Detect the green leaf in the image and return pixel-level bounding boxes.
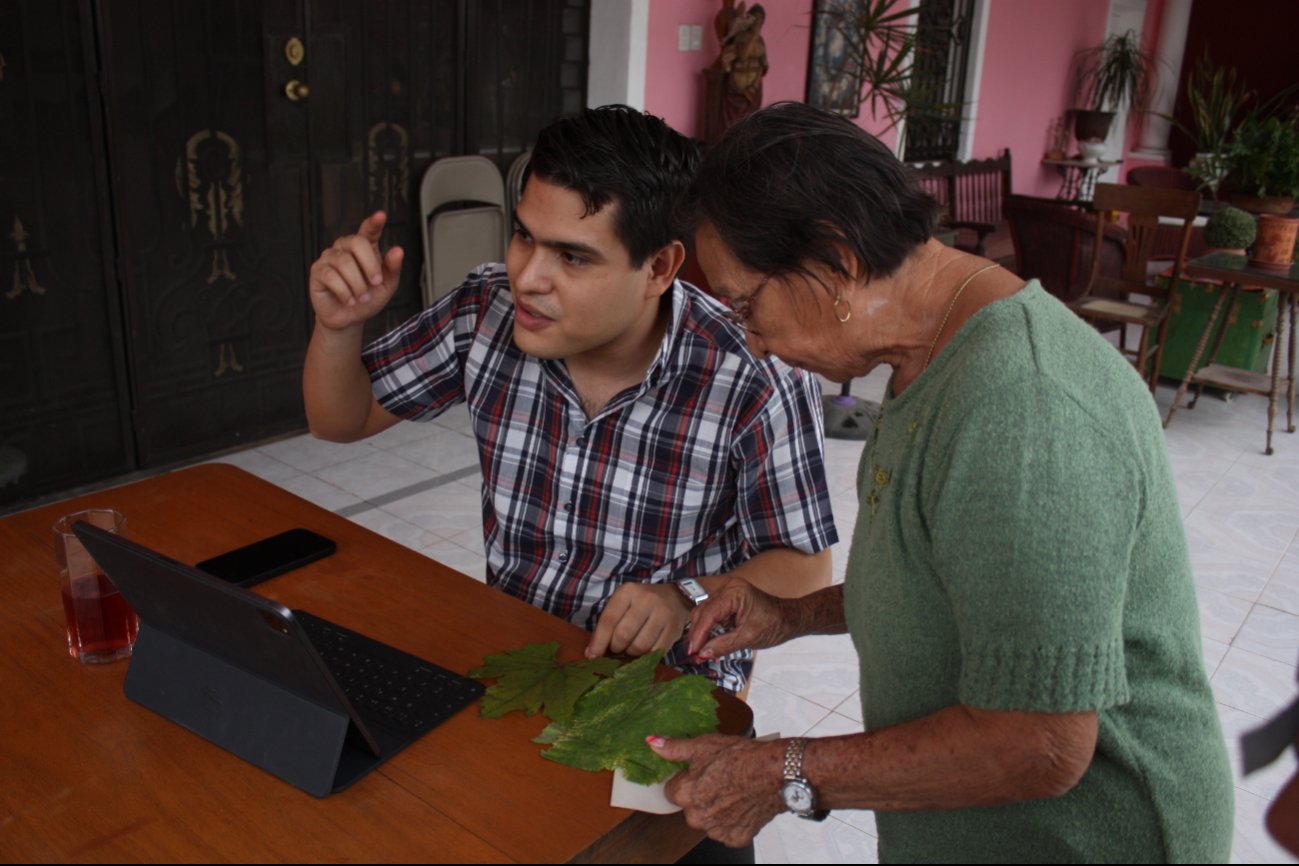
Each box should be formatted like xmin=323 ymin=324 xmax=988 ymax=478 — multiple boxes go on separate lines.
xmin=468 ymin=641 xmax=621 ymax=724
xmin=536 ymin=651 xmax=720 ymax=785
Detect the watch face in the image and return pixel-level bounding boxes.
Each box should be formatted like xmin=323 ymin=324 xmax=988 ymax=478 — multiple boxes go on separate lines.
xmin=678 ymin=578 xmax=708 ymax=605
xmin=781 ymin=780 xmax=815 ymax=813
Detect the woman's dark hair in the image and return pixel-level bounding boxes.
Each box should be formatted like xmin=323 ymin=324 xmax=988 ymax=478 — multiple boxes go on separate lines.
xmin=682 ymin=101 xmax=940 ymax=287
xmin=526 ymin=105 xmax=701 ymax=268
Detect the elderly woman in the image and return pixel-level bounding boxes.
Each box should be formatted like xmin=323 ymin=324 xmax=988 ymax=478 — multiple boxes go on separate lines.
xmin=647 ymin=102 xmax=1233 ymax=862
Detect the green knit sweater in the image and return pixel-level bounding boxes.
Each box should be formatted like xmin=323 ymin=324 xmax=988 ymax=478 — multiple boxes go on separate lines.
xmin=842 ymin=281 xmax=1233 ymax=863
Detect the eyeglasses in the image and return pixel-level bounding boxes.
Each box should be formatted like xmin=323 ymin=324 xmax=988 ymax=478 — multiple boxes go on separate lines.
xmin=720 ymin=275 xmax=772 ymax=331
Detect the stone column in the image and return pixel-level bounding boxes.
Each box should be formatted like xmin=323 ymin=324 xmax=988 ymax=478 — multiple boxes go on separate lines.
xmin=1130 ymin=0 xmax=1194 ymax=162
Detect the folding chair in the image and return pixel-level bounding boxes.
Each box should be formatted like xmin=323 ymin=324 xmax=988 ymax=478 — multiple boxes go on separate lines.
xmin=419 ymin=155 xmax=508 ymax=307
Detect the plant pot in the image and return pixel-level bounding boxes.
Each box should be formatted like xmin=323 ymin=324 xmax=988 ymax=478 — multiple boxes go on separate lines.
xmin=1072 ymin=109 xmax=1115 ymax=144
xmin=1078 ymin=140 xmax=1108 ymax=163
xmin=1229 ymin=193 xmax=1296 ymax=215
xmin=1249 ymin=214 xmax=1299 ymax=271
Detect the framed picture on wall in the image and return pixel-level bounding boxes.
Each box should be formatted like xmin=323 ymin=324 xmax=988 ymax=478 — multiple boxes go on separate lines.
xmin=806 ymin=0 xmax=862 ymax=117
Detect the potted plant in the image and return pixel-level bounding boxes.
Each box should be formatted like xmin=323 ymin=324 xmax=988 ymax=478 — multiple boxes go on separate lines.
xmin=1222 ymin=113 xmax=1299 ymax=268
xmin=1202 ymin=205 xmax=1256 ymax=254
xmin=1173 ymin=54 xmax=1251 ymax=197
xmin=1070 ymin=30 xmax=1158 ymax=155
xmin=1224 ymin=114 xmax=1299 ymax=213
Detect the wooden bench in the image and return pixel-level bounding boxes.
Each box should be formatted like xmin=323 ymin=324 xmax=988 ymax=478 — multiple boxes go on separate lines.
xmin=910 ymin=150 xmax=1012 ymax=256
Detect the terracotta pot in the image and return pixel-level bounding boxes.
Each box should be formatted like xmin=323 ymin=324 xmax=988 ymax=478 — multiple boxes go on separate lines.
xmin=1229 ymin=193 xmax=1297 ymax=215
xmin=1250 ymin=214 xmax=1299 ymax=271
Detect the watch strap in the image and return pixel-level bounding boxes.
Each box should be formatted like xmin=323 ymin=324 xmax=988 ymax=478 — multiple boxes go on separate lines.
xmin=783 ymin=737 xmax=809 ymax=782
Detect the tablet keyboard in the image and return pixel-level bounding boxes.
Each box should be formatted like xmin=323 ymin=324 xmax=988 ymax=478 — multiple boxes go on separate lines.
xmin=295 ymin=610 xmax=484 ymax=736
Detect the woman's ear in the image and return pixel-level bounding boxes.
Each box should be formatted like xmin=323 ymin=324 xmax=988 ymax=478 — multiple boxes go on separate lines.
xmin=829 ymin=240 xmax=864 ymax=284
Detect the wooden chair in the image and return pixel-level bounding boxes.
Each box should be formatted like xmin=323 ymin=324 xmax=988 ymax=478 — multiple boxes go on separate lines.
xmin=911 ymin=150 xmax=1012 ymax=256
xmin=1126 ymin=165 xmax=1196 ymax=190
xmin=1127 ymin=166 xmax=1208 ymax=260
xmin=1067 ymin=183 xmax=1202 ymax=392
xmin=1003 ymin=194 xmax=1125 ymax=305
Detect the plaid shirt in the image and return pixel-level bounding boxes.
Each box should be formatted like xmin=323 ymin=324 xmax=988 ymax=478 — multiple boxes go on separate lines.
xmin=363 ymin=264 xmax=837 ymax=691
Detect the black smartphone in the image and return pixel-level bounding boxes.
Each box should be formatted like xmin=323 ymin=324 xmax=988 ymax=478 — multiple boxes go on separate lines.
xmin=195 ymin=528 xmax=336 ymax=588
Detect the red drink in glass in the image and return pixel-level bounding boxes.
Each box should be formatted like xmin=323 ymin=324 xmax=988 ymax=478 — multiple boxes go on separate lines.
xmin=53 ymin=508 xmax=136 ymax=664
xmin=61 ymin=572 xmax=139 ymax=663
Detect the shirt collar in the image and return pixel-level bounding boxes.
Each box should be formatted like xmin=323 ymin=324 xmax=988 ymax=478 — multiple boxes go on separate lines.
xmin=537 ymin=279 xmax=692 ymax=402
xmin=642 ymin=279 xmax=691 ymax=390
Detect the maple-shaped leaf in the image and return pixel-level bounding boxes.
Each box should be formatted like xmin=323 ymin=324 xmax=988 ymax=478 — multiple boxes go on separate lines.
xmin=468 ymin=641 xmax=621 ymax=724
xmin=534 ymin=651 xmax=719 ymax=785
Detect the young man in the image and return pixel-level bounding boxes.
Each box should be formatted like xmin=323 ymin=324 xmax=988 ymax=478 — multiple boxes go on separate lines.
xmin=303 ymin=105 xmax=836 ymax=692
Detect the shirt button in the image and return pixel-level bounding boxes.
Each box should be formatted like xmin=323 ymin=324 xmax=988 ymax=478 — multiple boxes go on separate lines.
xmin=558 ymin=551 xmax=570 ymax=563
xmin=563 ymin=502 xmax=573 ymax=512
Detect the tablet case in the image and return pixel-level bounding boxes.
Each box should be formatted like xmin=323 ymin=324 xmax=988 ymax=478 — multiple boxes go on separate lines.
xmin=74 ymin=522 xmax=478 ymax=797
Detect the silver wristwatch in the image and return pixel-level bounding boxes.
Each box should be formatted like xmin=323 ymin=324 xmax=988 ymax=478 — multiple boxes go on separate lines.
xmin=780 ymin=737 xmax=828 ymax=820
xmin=676 ymin=577 xmax=709 ymax=607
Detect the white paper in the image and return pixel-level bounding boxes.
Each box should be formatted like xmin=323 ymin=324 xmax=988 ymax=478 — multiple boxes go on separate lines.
xmin=610 ymin=766 xmax=681 ymax=814
xmin=609 ymin=731 xmax=782 ymax=814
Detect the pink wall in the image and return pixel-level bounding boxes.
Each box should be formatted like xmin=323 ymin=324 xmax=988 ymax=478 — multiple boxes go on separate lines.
xmin=643 ymin=0 xmax=723 ymax=136
xmin=974 ymin=0 xmax=1110 ymax=197
xmin=644 ymin=1 xmax=898 ymax=149
xmin=643 ymin=1 xmax=1129 ymax=199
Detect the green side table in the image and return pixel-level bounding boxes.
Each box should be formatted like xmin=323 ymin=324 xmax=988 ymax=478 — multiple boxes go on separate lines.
xmin=1156 ymin=275 xmax=1278 ymax=381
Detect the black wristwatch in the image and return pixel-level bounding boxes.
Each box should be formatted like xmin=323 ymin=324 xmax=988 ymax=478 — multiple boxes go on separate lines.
xmin=780 ymin=737 xmax=829 ymax=821
xmin=676 ymin=577 xmax=709 ymax=607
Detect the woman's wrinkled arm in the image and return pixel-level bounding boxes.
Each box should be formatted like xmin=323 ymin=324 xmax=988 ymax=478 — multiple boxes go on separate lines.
xmin=652 ymin=704 xmax=1098 ymax=849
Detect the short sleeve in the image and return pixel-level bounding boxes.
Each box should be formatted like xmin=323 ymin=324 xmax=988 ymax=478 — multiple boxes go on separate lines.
xmin=362 ymin=265 xmax=497 ymax=420
xmin=733 ymin=363 xmax=839 ymax=555
xmin=927 ymin=376 xmax=1138 ymax=713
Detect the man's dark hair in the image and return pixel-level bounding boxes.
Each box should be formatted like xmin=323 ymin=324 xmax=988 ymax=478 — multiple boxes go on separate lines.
xmin=526 ymin=105 xmax=701 ymax=268
xmin=682 ymin=101 xmax=940 ymax=287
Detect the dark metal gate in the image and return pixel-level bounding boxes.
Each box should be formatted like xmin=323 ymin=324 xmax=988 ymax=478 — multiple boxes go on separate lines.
xmin=0 ymin=0 xmax=587 ymax=508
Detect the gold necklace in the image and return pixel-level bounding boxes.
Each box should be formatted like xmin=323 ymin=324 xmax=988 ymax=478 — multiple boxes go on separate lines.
xmin=923 ymin=263 xmax=1000 ymax=370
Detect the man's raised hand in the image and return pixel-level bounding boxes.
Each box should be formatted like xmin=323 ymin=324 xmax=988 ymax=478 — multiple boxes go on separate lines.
xmin=308 ymin=211 xmax=404 ymax=330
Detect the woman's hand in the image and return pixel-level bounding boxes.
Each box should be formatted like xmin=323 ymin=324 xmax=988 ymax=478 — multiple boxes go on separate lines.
xmin=684 ymin=580 xmax=796 ymax=660
xmin=648 ymin=733 xmax=786 ymax=848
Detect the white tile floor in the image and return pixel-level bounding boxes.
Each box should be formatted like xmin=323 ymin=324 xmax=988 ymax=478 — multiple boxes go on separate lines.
xmin=204 ymin=368 xmax=1299 ymax=864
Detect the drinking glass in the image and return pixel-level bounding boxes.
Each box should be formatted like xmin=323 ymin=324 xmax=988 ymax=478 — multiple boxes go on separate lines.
xmin=53 ymin=508 xmax=138 ymax=664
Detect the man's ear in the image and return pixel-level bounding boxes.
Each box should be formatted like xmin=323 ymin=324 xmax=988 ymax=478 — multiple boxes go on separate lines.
xmin=644 ymin=240 xmax=687 ymax=299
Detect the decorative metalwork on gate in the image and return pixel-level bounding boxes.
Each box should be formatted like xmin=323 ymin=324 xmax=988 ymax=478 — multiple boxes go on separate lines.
xmin=175 ymin=129 xmax=245 ymax=284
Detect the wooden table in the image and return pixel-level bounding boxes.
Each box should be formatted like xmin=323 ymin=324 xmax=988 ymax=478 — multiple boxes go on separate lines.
xmin=0 ymin=464 xmax=752 ymax=863
xmin=1164 ymin=252 xmax=1298 ymax=455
